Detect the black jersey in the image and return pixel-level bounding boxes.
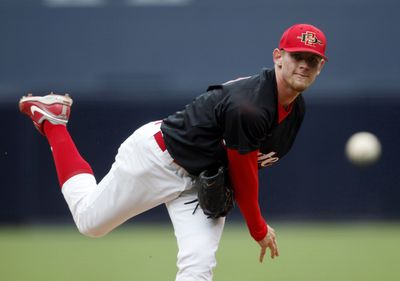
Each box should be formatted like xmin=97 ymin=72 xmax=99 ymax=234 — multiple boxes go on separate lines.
xmin=161 ymin=68 xmax=305 ymax=175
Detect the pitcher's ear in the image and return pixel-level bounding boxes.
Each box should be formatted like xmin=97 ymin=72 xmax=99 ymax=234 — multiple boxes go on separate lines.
xmin=316 ymin=59 xmax=326 ymax=75
xmin=273 ymin=48 xmax=283 ymax=67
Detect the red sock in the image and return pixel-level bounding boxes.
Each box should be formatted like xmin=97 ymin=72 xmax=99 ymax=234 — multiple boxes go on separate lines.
xmin=44 ymin=122 xmax=94 ymax=187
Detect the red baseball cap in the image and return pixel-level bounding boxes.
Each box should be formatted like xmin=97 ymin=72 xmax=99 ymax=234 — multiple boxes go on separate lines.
xmin=279 ymin=24 xmax=328 ymax=61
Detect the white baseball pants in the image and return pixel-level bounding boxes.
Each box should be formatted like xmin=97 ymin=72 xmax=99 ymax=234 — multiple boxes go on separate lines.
xmin=61 ymin=121 xmax=225 ymax=281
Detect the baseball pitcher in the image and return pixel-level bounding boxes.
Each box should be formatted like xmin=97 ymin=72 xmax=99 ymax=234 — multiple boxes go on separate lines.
xmin=19 ymin=23 xmax=327 ymax=281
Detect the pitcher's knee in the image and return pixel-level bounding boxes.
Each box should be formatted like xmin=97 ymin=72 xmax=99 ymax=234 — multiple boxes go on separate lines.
xmin=77 ymin=224 xmax=108 ymax=238
xmin=74 ymin=216 xmax=111 ymax=238
xmin=176 ymin=249 xmax=216 ymax=281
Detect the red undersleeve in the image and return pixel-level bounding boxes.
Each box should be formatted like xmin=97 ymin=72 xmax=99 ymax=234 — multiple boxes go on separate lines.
xmin=227 ymin=148 xmax=267 ymax=241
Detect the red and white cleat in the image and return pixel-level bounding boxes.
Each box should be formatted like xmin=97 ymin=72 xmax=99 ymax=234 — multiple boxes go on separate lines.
xmin=19 ymin=92 xmax=73 ymax=135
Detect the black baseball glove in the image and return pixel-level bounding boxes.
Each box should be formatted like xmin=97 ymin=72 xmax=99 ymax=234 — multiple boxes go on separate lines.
xmin=196 ymin=166 xmax=234 ymax=219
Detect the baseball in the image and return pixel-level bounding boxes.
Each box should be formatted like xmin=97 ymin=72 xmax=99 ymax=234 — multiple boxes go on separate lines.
xmin=345 ymin=132 xmax=382 ymax=166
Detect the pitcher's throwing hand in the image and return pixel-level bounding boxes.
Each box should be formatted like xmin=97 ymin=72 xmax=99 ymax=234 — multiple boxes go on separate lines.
xmin=258 ymin=225 xmax=279 ymax=263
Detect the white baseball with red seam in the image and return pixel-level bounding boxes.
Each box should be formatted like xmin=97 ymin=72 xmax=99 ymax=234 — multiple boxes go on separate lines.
xmin=345 ymin=132 xmax=382 ymax=166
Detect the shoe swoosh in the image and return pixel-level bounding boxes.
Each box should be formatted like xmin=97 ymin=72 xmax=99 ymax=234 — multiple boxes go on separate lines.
xmin=30 ymin=105 xmax=67 ymax=124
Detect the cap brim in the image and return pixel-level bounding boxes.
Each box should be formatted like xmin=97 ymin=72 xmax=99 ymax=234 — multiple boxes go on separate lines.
xmin=283 ymin=47 xmax=328 ymax=61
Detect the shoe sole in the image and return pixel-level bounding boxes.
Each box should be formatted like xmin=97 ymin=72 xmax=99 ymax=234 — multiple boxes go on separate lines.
xmin=19 ymin=93 xmax=73 ymax=107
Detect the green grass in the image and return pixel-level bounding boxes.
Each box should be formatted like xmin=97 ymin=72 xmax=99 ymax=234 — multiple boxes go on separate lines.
xmin=0 ymin=222 xmax=399 ymax=281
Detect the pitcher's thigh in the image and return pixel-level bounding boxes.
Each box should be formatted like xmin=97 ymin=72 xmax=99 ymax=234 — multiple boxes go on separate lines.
xmin=166 ymin=189 xmax=225 ymax=281
xmin=63 ymin=129 xmax=187 ymax=237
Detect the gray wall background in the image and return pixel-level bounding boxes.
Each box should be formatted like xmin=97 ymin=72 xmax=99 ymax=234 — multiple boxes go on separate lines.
xmin=1 ymin=0 xmax=399 ymax=224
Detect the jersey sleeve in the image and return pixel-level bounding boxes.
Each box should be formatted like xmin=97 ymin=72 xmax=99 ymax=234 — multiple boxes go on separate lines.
xmin=227 ymin=148 xmax=268 ymax=241
xmin=223 ymin=103 xmax=269 ymax=154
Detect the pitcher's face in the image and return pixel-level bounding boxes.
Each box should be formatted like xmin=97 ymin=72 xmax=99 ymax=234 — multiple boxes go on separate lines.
xmin=274 ymin=49 xmax=325 ymax=92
